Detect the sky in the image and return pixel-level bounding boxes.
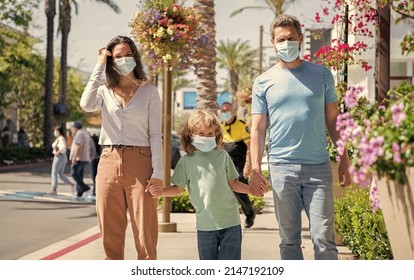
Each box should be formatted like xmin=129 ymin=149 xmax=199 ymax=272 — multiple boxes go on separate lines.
xmin=29 ymin=0 xmax=322 ymax=83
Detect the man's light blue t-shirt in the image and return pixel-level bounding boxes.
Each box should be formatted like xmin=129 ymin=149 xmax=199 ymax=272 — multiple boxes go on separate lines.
xmin=251 ymin=61 xmax=337 ymax=164
xmin=170 ymin=148 xmax=240 ymax=231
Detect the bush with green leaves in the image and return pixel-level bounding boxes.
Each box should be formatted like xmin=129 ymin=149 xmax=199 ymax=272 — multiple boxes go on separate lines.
xmin=158 ymin=191 xmax=264 ymax=214
xmin=335 ymin=186 xmax=393 ymax=259
xmin=0 ymin=146 xmax=51 ymax=165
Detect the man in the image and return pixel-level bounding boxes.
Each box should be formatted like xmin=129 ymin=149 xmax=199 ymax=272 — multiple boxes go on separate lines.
xmin=69 ymin=121 xmax=91 ymax=199
xmin=219 ymin=102 xmax=256 ymax=228
xmin=250 ymin=14 xmax=351 ymax=260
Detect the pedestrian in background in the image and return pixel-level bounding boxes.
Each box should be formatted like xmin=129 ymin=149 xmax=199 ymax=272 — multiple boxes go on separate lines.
xmin=80 ymin=35 xmax=163 ymax=260
xmin=148 ymin=110 xmax=267 ymax=260
xmin=48 ymin=125 xmax=75 ymax=195
xmin=88 ymin=133 xmax=101 ymax=197
xmin=219 ymin=102 xmax=256 ymax=228
xmin=18 ymin=127 xmax=29 ymax=148
xmin=69 ymin=121 xmax=91 ymax=199
xmin=2 ymin=126 xmax=10 ymax=148
xmin=250 ymin=14 xmax=351 ymax=260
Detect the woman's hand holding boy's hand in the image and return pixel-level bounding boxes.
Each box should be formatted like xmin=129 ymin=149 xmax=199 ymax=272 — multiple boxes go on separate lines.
xmin=145 ymin=178 xmax=163 ymax=198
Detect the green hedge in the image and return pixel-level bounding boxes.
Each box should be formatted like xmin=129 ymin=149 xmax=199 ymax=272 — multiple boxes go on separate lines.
xmin=335 ymin=186 xmax=393 ymax=259
xmin=0 ymin=146 xmax=51 ymax=165
xmin=158 ymin=191 xmax=264 ymax=214
xmin=158 ymin=169 xmax=269 ymax=213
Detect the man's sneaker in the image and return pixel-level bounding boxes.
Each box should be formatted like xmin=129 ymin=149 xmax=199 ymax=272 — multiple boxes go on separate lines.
xmin=82 ymin=189 xmax=92 ymax=198
xmin=244 ymin=213 xmax=256 ymax=228
xmin=47 ymin=191 xmax=57 ymax=195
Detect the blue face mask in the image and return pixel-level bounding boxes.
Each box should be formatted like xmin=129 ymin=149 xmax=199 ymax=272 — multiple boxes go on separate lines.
xmin=114 ymin=57 xmax=136 ymax=76
xmin=275 ymin=40 xmax=300 ymax=63
xmin=219 ymin=112 xmax=232 ymax=122
xmin=192 ymin=135 xmax=216 ymax=152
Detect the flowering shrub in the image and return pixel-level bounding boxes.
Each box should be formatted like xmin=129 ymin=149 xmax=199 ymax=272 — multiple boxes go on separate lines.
xmin=309 ymin=0 xmax=377 ymax=74
xmin=336 ymin=82 xmax=414 ymax=193
xmin=130 ymin=2 xmax=211 ymax=71
xmin=312 ymin=0 xmax=413 ymax=167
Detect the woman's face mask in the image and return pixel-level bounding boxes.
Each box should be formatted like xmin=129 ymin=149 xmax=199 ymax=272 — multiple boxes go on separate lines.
xmin=54 ymin=130 xmax=59 ymax=137
xmin=275 ymin=40 xmax=300 ymax=63
xmin=192 ymin=135 xmax=217 ymax=152
xmin=114 ymin=56 xmax=136 ymax=76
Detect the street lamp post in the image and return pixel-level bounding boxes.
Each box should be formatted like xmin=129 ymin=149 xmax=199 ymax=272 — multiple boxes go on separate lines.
xmin=259 ymin=25 xmax=263 ymax=74
xmin=159 ymin=62 xmax=177 ymax=233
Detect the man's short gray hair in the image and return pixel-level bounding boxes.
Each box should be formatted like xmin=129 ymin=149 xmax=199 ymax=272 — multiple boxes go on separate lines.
xmin=270 ymin=14 xmax=302 ymax=40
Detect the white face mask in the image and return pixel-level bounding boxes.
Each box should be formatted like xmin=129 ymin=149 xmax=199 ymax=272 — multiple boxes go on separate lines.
xmin=114 ymin=56 xmax=136 ymax=76
xmin=192 ymin=135 xmax=217 ymax=152
xmin=219 ymin=112 xmax=232 ymax=122
xmin=54 ymin=130 xmax=59 ymax=137
xmin=275 ymin=40 xmax=300 ymax=63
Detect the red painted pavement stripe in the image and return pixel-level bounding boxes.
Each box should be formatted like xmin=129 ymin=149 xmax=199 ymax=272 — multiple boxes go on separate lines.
xmin=40 ymin=232 xmax=101 ymax=260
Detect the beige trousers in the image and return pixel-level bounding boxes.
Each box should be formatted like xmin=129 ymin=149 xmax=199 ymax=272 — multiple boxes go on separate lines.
xmin=96 ymin=146 xmax=158 ymax=260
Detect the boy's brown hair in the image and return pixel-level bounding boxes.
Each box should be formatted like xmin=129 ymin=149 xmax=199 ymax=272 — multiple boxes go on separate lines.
xmin=179 ymin=110 xmax=223 ymax=155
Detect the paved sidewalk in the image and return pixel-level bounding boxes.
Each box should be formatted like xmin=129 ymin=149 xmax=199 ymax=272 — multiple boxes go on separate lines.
xmin=18 ymin=191 xmax=353 ymax=260
xmin=1 ymin=160 xmax=353 ymax=260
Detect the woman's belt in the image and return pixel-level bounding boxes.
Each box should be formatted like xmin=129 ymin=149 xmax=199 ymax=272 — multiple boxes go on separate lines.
xmin=103 ymin=145 xmax=137 ymax=149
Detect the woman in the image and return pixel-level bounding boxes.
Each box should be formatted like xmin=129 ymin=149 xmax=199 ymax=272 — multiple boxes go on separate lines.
xmin=80 ymin=36 xmax=163 ymax=260
xmin=49 ymin=126 xmax=75 ymax=195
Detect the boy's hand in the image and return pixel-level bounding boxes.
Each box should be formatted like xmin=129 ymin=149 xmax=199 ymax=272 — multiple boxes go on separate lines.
xmin=249 ymin=169 xmax=268 ymax=197
xmin=145 ymin=178 xmax=163 ymax=198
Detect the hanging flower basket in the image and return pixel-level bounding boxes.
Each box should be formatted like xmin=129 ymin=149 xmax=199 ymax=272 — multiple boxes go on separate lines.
xmin=130 ymin=3 xmax=211 ymax=72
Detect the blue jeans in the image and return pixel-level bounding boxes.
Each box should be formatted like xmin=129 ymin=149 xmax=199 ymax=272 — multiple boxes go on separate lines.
xmin=71 ymin=161 xmax=90 ymax=196
xmin=269 ymin=161 xmax=338 ymax=260
xmin=51 ymin=154 xmax=72 ymax=191
xmin=197 ymin=225 xmax=242 ymax=260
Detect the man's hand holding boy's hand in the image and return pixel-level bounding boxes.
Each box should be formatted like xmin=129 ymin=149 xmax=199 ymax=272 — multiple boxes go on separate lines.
xmin=249 ymin=169 xmax=269 ymax=197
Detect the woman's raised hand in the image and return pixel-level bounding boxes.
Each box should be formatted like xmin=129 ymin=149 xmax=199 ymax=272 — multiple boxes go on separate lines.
xmin=98 ymin=47 xmax=112 ymax=65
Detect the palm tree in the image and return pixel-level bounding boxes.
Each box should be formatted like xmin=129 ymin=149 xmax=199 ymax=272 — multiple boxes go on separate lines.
xmin=217 ymin=39 xmax=257 ymax=108
xmin=44 ymin=0 xmax=56 ymax=152
xmin=57 ymin=0 xmax=120 ymax=128
xmin=193 ymin=0 xmax=218 ymax=114
xmin=230 ymin=0 xmax=295 ymax=17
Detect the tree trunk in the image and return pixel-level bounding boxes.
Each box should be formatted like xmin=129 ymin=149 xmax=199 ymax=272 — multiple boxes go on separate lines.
xmin=375 ymin=2 xmax=390 ymax=102
xmin=229 ymin=68 xmax=239 ymax=106
xmin=59 ymin=0 xmax=71 ymax=130
xmin=44 ymin=0 xmax=56 ymax=152
xmin=194 ymin=0 xmax=217 ymax=115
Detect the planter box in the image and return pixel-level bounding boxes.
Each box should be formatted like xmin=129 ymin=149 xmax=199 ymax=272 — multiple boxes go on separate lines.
xmin=377 ymin=167 xmax=414 ymax=259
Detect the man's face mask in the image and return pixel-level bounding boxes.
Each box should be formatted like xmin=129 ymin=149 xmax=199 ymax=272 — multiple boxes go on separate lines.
xmin=219 ymin=112 xmax=232 ymax=122
xmin=275 ymin=40 xmax=300 ymax=63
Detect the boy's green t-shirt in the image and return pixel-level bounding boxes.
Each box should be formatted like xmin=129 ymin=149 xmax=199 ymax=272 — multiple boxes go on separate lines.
xmin=170 ymin=148 xmax=241 ymax=231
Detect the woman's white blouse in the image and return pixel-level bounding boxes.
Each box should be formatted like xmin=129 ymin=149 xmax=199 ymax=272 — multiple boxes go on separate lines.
xmin=80 ymin=64 xmax=164 ymax=180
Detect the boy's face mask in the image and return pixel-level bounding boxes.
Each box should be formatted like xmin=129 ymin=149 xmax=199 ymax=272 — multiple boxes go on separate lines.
xmin=192 ymin=135 xmax=216 ymax=152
